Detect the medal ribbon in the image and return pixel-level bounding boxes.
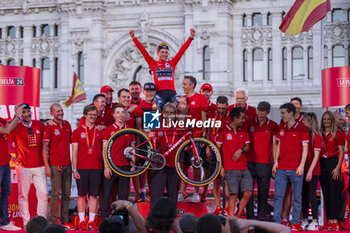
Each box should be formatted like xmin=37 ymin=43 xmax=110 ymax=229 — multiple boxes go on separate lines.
xmin=85 ymin=125 xmax=96 ymax=154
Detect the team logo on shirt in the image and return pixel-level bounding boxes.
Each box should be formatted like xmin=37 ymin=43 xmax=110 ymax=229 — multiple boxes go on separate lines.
xmin=250 ymin=127 xmax=255 ymax=133
xmin=36 ymin=130 xmax=40 ymax=134
xmin=165 ymin=63 xmax=170 ymax=68
xmin=191 ymin=101 xmax=195 ymax=105
xmin=143 ymin=110 xmax=161 ymax=130
xmin=280 ymin=130 xmax=284 ymax=136
xmin=81 ymin=132 xmax=86 ymax=138
xmin=54 ymin=129 xmax=60 ymax=136
xmin=226 ymin=134 xmax=233 ymax=140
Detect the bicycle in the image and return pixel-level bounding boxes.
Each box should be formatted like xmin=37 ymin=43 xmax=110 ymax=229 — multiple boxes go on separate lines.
xmin=104 ymin=127 xmax=221 ymax=186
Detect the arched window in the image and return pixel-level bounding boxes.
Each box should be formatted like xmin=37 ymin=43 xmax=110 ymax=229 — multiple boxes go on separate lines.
xmin=332 ymin=45 xmax=345 ymax=67
xmin=267 ymin=12 xmax=272 ymax=26
xmin=243 ymin=49 xmax=248 ymax=82
xmin=7 ymin=26 xmax=15 ymax=38
xmin=203 ymin=46 xmax=210 ymax=80
xmin=332 ymin=9 xmax=346 ymax=22
xmin=268 ymin=48 xmax=272 ymax=81
xmin=253 ymin=13 xmax=262 ymax=26
xmin=41 ymin=58 xmax=50 ymax=88
xmin=42 ymin=24 xmax=50 ymax=37
xmin=282 ymin=47 xmax=287 ymax=80
xmin=78 ymin=52 xmax=84 ymax=83
xmin=243 ymin=14 xmax=247 ymax=27
xmin=324 ymin=46 xmax=328 ymax=68
xmin=253 ymin=48 xmax=263 ymax=81
xmin=308 ymin=47 xmax=313 ymax=79
xmin=292 ymin=46 xmax=304 ymax=77
xmin=7 ymin=59 xmax=15 ymax=66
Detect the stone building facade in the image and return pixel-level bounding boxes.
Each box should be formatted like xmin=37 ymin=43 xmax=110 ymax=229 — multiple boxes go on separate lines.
xmin=0 ymin=0 xmax=349 ymax=124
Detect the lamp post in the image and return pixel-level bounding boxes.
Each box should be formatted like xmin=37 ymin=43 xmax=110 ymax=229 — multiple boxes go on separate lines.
xmin=291 ymin=73 xmax=305 ymax=98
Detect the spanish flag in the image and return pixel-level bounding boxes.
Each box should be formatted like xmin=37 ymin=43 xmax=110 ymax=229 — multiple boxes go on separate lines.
xmin=279 ymin=0 xmax=330 ymax=35
xmin=63 ymin=72 xmax=86 ymax=107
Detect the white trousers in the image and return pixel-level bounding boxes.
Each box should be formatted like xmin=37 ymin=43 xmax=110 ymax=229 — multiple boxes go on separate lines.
xmin=15 ymin=166 xmax=48 ymax=226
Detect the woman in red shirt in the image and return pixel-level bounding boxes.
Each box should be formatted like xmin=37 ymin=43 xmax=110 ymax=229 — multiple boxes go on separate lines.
xmin=320 ymin=111 xmax=345 ymax=231
xmin=301 ymin=113 xmax=322 ymax=231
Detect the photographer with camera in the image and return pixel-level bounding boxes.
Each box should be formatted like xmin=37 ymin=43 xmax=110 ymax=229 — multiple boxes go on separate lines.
xmin=102 ymin=200 xmax=147 ymax=233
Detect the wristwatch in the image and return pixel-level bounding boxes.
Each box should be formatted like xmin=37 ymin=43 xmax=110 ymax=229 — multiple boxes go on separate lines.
xmin=240 ymin=148 xmax=245 ymax=153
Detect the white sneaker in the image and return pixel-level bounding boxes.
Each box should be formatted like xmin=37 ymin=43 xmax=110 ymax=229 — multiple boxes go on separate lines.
xmin=190 ymin=192 xmax=200 ymax=202
xmin=300 ymin=220 xmax=309 ymax=230
xmin=307 ymin=222 xmax=319 ymax=231
xmin=178 ymin=193 xmax=184 ymax=202
xmin=1 ymin=222 xmax=21 ymax=231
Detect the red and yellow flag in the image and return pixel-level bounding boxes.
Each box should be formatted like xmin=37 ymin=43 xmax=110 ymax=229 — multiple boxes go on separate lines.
xmin=279 ymin=0 xmax=330 ymax=35
xmin=63 ymin=72 xmax=86 ymax=107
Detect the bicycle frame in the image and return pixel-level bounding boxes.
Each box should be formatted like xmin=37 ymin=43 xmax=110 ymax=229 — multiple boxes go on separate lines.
xmin=129 ymin=128 xmax=202 ymax=163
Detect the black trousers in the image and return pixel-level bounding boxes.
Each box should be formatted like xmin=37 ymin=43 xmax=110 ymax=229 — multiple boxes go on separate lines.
xmin=150 ymin=167 xmax=180 ymax=208
xmin=101 ymin=166 xmax=130 ymax=219
xmin=246 ymin=162 xmax=272 ymax=220
xmin=302 ymin=175 xmax=319 ymax=220
xmin=320 ymin=156 xmax=341 ymax=220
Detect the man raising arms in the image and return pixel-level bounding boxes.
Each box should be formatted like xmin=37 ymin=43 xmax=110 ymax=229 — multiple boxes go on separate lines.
xmin=130 ymin=28 xmax=196 ymax=108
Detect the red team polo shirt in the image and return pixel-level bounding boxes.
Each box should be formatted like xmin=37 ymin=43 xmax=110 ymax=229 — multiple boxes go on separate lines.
xmin=43 ymin=120 xmax=72 ymax=166
xmin=247 ymin=118 xmax=278 ymax=164
xmin=78 ymin=111 xmax=114 ymax=128
xmin=276 ymin=121 xmax=309 ymax=171
xmin=134 ymin=101 xmax=155 ymax=127
xmin=130 ymin=97 xmax=143 ymax=106
xmin=10 ymin=121 xmax=45 ymax=168
xmin=207 ymin=101 xmax=217 ymax=115
xmin=133 ymin=37 xmax=193 ymax=91
xmin=184 ymin=93 xmax=208 ymax=137
xmin=207 ymin=109 xmax=231 ymax=142
xmin=216 ymin=125 xmax=250 ymax=170
xmin=0 ymin=118 xmax=10 ymax=166
xmin=228 ymin=104 xmax=257 ymax=130
xmin=322 ymin=130 xmax=345 ymax=158
xmin=305 ymin=133 xmax=322 ymax=176
xmin=103 ymin=123 xmax=133 ymax=167
xmin=72 ymin=125 xmax=103 ymax=170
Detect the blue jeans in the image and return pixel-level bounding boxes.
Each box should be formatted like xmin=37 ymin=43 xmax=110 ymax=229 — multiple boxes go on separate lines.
xmin=273 ymin=169 xmax=303 ymax=224
xmin=0 ymin=164 xmax=11 ymax=226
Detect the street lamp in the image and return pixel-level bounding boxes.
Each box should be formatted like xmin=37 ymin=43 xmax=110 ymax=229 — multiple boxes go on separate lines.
xmin=291 ymin=73 xmax=305 ymax=98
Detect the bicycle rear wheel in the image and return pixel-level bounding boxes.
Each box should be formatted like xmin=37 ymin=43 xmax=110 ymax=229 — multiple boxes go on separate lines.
xmin=175 ymin=138 xmax=221 ymax=186
xmin=104 ymin=128 xmax=152 ymax=177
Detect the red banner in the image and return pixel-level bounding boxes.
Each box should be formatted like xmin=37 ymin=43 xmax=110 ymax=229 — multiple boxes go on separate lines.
xmin=0 ymin=66 xmax=41 ymax=228
xmin=322 ymin=66 xmax=350 ymax=108
xmin=0 ymin=66 xmax=40 ymax=120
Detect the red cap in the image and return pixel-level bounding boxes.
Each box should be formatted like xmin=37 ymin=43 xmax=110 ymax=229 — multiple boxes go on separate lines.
xmin=200 ymin=83 xmax=213 ymax=92
xmin=100 ymin=85 xmax=114 ymax=93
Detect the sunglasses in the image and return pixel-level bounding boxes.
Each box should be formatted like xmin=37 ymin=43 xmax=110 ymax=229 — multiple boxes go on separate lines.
xmin=28 ymin=127 xmax=34 ymax=136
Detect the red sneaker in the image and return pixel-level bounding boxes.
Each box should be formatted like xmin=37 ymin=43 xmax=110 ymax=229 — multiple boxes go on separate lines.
xmin=330 ymin=223 xmax=339 ymax=231
xmin=290 ymin=223 xmax=303 ymax=231
xmin=62 ymin=222 xmax=77 ymax=230
xmin=338 ymin=221 xmax=345 ymax=230
xmin=200 ymin=192 xmax=207 ymax=202
xmin=213 ymin=206 xmax=222 ymax=215
xmin=134 ymin=192 xmax=140 ymax=203
xmin=88 ymin=220 xmax=100 ymax=230
xmin=281 ymin=219 xmax=290 ymax=227
xmin=78 ymin=220 xmax=88 ymax=230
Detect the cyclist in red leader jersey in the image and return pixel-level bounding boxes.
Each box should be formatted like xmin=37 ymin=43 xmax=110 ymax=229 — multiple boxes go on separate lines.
xmin=129 ymin=28 xmax=196 ymax=109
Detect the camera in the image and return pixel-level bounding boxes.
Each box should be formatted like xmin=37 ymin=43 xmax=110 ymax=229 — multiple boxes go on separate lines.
xmin=111 ymin=203 xmax=129 ymax=226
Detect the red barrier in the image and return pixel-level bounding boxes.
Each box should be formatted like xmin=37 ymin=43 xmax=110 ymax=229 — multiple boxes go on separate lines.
xmin=322 ymin=66 xmax=350 ymax=108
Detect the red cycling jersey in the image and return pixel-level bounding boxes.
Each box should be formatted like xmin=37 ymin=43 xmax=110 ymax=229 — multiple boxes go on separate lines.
xmin=132 ymin=37 xmax=193 ymax=91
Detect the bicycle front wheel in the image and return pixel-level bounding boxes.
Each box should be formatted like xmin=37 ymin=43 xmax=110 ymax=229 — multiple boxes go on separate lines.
xmin=175 ymin=138 xmax=221 ymax=186
xmin=104 ymin=128 xmax=152 ymax=177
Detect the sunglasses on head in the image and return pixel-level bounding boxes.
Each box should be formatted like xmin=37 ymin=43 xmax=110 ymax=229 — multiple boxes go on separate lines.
xmin=28 ymin=127 xmax=34 ymax=136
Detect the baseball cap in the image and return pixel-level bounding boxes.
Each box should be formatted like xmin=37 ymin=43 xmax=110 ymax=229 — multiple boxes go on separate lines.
xmin=200 ymin=83 xmax=213 ymax=92
xmin=143 ymin=82 xmax=156 ymax=90
xmin=19 ymin=103 xmax=30 ymax=109
xmin=179 ymin=213 xmax=198 ymax=233
xmin=157 ymin=43 xmax=169 ymax=52
xmin=100 ymin=85 xmax=114 ymax=93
